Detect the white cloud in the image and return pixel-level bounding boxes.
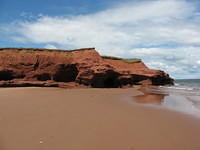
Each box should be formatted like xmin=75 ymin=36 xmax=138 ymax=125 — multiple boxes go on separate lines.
xmin=44 ymin=44 xmax=57 ymax=49
xmin=1 ymin=0 xmax=200 ymax=78
xmin=127 ymin=47 xmax=200 ymax=79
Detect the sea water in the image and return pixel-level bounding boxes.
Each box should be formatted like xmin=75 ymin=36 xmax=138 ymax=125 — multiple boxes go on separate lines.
xmin=136 ymin=79 xmax=200 ymax=117
xmin=175 ymin=79 xmax=200 ymax=92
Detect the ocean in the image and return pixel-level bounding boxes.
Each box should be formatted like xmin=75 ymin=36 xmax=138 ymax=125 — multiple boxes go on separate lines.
xmin=159 ymin=79 xmax=200 ymax=96
xmin=135 ymin=79 xmax=200 ymax=118
xmin=175 ymin=79 xmax=200 ymax=93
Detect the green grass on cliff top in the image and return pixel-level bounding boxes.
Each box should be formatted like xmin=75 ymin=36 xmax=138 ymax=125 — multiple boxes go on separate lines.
xmin=102 ymin=56 xmax=141 ymax=63
xmin=0 ymin=47 xmax=95 ymax=52
xmin=0 ymin=48 xmax=141 ymax=63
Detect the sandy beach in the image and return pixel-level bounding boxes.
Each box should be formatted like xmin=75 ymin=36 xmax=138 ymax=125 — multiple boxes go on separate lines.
xmin=0 ymin=87 xmax=200 ymax=150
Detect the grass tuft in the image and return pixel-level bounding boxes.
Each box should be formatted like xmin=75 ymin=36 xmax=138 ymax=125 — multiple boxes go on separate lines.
xmin=102 ymin=56 xmax=141 ymax=63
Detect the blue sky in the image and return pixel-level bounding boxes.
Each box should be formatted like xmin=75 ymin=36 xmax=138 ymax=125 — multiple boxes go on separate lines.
xmin=0 ymin=0 xmax=200 ymax=79
xmin=0 ymin=0 xmax=127 ymax=23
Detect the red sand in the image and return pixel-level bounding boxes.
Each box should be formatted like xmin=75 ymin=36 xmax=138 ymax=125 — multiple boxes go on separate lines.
xmin=0 ymin=87 xmax=199 ymax=150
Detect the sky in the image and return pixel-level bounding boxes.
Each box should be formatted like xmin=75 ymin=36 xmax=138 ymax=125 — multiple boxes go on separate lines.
xmin=0 ymin=0 xmax=200 ymax=79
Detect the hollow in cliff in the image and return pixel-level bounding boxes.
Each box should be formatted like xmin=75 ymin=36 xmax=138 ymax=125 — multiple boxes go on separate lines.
xmin=53 ymin=64 xmax=79 ymax=82
xmin=91 ymin=70 xmax=120 ymax=88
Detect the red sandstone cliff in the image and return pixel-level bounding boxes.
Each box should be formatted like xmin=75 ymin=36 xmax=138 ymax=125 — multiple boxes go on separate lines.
xmin=0 ymin=48 xmax=173 ymax=88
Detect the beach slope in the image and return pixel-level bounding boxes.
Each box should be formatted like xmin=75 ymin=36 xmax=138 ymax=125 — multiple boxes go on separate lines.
xmin=0 ymin=87 xmax=199 ymax=150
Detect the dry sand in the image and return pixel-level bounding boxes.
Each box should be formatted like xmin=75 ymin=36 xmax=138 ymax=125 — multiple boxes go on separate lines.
xmin=0 ymin=87 xmax=200 ymax=150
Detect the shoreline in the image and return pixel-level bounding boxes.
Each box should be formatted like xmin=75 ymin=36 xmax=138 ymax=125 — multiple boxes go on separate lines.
xmin=0 ymin=87 xmax=200 ymax=150
xmin=133 ymin=86 xmax=200 ymax=118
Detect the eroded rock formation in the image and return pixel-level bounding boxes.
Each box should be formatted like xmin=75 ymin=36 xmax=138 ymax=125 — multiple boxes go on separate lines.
xmin=0 ymin=48 xmax=173 ymax=88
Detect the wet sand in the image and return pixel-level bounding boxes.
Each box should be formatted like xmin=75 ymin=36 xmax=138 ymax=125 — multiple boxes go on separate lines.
xmin=0 ymin=87 xmax=200 ymax=150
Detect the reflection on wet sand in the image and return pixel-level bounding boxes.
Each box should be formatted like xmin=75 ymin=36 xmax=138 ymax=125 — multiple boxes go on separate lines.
xmin=133 ymin=87 xmax=168 ymax=105
xmin=133 ymin=86 xmax=200 ymax=117
xmin=134 ymin=93 xmax=166 ymax=104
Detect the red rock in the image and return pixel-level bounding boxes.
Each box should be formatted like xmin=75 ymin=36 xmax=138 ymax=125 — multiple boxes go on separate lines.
xmin=0 ymin=48 xmax=173 ymax=88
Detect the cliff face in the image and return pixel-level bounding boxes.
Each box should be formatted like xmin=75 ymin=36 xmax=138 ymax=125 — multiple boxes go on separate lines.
xmin=0 ymin=48 xmax=173 ymax=88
